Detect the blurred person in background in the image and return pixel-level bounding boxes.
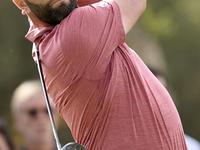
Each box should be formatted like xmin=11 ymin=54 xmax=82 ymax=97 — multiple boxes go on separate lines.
xmin=149 ymin=67 xmax=200 ymax=150
xmin=0 ymin=117 xmax=14 ymax=150
xmin=11 ymin=80 xmax=59 ymax=150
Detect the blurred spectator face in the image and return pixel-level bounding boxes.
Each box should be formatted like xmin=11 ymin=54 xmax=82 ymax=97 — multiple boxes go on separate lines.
xmin=14 ymin=92 xmax=58 ymax=144
xmin=0 ymin=132 xmax=10 ymax=150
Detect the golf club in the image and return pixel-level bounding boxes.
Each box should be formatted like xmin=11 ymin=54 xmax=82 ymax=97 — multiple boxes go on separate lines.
xmin=33 ymin=43 xmax=87 ymax=150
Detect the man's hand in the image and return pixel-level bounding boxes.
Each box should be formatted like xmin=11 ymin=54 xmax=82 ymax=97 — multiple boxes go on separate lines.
xmin=78 ymin=0 xmax=100 ymax=7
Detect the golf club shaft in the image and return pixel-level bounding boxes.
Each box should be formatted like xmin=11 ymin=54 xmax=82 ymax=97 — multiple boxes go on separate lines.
xmin=33 ymin=43 xmax=62 ymax=150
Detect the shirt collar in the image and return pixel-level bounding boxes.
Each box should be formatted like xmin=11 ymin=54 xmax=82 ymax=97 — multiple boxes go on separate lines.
xmin=25 ymin=24 xmax=54 ymax=43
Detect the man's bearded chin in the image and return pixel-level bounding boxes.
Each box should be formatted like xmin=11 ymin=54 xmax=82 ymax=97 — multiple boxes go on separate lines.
xmin=24 ymin=0 xmax=78 ymax=25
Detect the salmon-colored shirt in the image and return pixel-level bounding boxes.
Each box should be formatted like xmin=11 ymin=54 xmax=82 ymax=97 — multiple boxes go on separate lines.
xmin=26 ymin=1 xmax=187 ymax=149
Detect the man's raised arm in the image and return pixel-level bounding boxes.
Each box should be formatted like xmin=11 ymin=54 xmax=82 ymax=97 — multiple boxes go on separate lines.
xmin=113 ymin=0 xmax=146 ymax=34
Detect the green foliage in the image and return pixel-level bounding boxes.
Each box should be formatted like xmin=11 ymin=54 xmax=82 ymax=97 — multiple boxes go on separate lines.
xmin=140 ymin=5 xmax=177 ymax=37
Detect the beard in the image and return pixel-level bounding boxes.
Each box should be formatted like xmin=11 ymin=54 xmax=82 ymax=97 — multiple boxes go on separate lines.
xmin=24 ymin=0 xmax=78 ymax=25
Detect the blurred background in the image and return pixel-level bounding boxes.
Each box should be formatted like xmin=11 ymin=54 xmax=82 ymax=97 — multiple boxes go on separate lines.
xmin=1 ymin=0 xmax=200 ymax=148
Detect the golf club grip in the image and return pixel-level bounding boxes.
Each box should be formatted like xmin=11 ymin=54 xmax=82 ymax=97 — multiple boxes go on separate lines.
xmin=62 ymin=142 xmax=87 ymax=150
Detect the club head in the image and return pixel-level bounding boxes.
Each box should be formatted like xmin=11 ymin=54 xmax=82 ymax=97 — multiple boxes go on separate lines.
xmin=61 ymin=142 xmax=87 ymax=150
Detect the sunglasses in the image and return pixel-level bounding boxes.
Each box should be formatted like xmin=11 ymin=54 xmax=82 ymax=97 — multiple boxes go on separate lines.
xmin=26 ymin=108 xmax=55 ymax=118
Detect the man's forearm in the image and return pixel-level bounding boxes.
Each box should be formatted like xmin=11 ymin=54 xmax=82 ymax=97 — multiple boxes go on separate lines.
xmin=113 ymin=0 xmax=147 ymax=34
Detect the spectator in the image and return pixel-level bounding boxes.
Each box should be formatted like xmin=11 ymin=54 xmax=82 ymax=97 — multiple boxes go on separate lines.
xmin=11 ymin=80 xmax=59 ymax=150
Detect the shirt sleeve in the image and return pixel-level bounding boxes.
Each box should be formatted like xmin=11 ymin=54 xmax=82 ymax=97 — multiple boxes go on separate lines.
xmin=58 ymin=0 xmax=125 ymax=80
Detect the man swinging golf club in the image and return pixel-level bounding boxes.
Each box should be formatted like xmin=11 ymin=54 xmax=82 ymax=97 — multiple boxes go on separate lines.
xmin=12 ymin=0 xmax=187 ymax=149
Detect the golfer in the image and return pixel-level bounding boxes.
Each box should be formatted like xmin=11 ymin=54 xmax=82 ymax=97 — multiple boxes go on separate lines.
xmin=13 ymin=0 xmax=187 ymax=149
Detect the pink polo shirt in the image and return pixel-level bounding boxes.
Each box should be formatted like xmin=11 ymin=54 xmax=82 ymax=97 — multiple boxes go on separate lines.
xmin=26 ymin=1 xmax=187 ymax=149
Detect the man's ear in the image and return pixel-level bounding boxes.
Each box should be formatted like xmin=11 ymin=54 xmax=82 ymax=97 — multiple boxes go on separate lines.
xmin=13 ymin=0 xmax=28 ymax=10
xmin=12 ymin=114 xmax=21 ymax=131
xmin=13 ymin=0 xmax=31 ymax=15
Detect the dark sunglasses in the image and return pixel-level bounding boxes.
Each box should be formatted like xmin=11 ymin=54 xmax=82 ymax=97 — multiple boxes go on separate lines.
xmin=27 ymin=108 xmax=49 ymax=118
